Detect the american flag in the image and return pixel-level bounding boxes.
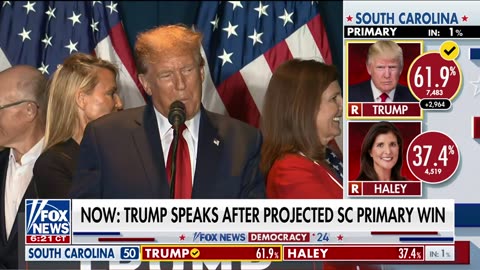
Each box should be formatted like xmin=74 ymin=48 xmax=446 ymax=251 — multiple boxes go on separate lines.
xmin=196 ymin=1 xmax=332 ymax=128
xmin=0 ymin=1 xmax=145 ymax=109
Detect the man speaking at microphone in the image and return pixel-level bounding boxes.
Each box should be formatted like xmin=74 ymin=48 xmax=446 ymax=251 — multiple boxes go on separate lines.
xmin=70 ymin=25 xmax=265 ymax=199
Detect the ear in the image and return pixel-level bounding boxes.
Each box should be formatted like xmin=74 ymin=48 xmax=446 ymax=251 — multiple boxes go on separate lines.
xmin=200 ymin=57 xmax=205 ymax=83
xmin=25 ymin=102 xmax=39 ymax=121
xmin=366 ymin=63 xmax=372 ymax=76
xmin=75 ymin=90 xmax=87 ymax=110
xmin=138 ymin=74 xmax=152 ymax=96
xmin=200 ymin=65 xmax=205 ymax=83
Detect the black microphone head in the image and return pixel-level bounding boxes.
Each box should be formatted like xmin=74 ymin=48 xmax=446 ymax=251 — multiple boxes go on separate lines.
xmin=168 ymin=100 xmax=186 ymax=128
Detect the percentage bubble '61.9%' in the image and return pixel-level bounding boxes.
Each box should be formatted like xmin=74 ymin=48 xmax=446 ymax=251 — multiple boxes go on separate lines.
xmin=407 ymin=52 xmax=461 ymax=100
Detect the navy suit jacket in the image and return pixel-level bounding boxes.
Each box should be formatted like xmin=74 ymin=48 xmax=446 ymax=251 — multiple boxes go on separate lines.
xmin=71 ymin=105 xmax=265 ymax=199
xmin=0 ymin=149 xmax=37 ymax=269
xmin=348 ymin=80 xmax=418 ymax=102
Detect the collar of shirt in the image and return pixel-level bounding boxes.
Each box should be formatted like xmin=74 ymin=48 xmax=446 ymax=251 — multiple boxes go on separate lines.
xmin=9 ymin=136 xmax=45 ymax=167
xmin=154 ymin=107 xmax=201 ymax=144
xmin=370 ymin=80 xmax=396 ymax=102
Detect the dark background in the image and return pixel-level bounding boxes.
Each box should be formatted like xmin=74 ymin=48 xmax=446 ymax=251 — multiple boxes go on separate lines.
xmin=117 ymin=1 xmax=344 ymax=84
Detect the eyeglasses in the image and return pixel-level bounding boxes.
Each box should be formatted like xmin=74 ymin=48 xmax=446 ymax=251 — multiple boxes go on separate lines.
xmin=0 ymin=100 xmax=38 ymax=111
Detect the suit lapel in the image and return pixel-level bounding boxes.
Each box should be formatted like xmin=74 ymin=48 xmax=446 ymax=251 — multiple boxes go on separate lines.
xmin=131 ymin=105 xmax=170 ymax=198
xmin=0 ymin=149 xmax=10 ymax=244
xmin=192 ymin=109 xmax=223 ymax=198
xmin=393 ymin=85 xmax=406 ymax=102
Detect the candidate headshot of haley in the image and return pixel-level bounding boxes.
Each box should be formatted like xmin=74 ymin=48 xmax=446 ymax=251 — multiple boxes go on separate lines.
xmin=356 ymin=121 xmax=406 ymax=181
xmin=348 ymin=40 xmax=417 ymax=103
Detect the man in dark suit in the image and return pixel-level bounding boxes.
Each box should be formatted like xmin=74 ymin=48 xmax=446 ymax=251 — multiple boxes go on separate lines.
xmin=348 ymin=40 xmax=417 ymax=103
xmin=0 ymin=66 xmax=47 ymax=269
xmin=71 ymin=25 xmax=265 ymax=199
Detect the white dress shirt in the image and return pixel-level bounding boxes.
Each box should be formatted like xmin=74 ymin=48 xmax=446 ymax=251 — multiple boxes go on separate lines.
xmin=370 ymin=80 xmax=396 ymax=102
xmin=4 ymin=137 xmax=44 ymax=239
xmin=154 ymin=107 xmax=200 ymax=185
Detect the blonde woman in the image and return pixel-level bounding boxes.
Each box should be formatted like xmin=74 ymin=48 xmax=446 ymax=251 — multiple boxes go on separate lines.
xmin=33 ymin=53 xmax=123 ymax=198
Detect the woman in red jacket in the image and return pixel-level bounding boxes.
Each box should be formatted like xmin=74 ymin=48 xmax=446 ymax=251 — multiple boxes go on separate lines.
xmin=260 ymin=59 xmax=381 ymax=270
xmin=260 ymin=59 xmax=343 ymax=199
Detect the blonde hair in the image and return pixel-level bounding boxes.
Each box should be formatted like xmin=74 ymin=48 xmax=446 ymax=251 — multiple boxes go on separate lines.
xmin=134 ymin=24 xmax=204 ymax=74
xmin=44 ymin=53 xmax=118 ymax=150
xmin=367 ymin=40 xmax=403 ymax=69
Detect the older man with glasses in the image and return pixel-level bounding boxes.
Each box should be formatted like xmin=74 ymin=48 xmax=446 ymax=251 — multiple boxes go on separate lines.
xmin=0 ymin=65 xmax=47 ymax=269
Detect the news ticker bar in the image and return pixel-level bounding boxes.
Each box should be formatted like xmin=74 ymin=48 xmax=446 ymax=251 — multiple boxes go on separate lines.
xmin=344 ymin=25 xmax=480 ymax=38
xmin=68 ymin=199 xmax=454 ymax=232
xmin=26 ymin=244 xmax=456 ymax=262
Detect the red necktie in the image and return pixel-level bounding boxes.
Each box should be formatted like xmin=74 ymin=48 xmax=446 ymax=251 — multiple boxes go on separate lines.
xmin=380 ymin=92 xmax=389 ymax=102
xmin=166 ymin=124 xmax=192 ymax=199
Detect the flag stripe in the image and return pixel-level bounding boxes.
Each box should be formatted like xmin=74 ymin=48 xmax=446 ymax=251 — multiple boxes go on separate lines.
xmin=108 ymin=22 xmax=146 ymax=100
xmin=263 ymin=40 xmax=293 ymax=73
xmin=286 ymin=24 xmax=324 ymax=61
xmin=239 ymin=55 xmax=272 ymax=114
xmin=0 ymin=48 xmax=11 ymax=69
xmin=217 ymin=72 xmax=260 ymax=127
xmin=201 ymin=47 xmax=228 ymax=115
xmin=95 ymin=36 xmax=145 ymax=108
xmin=307 ymin=14 xmax=332 ymax=65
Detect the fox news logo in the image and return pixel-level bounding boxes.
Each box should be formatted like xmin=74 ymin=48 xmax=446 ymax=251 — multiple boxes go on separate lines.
xmin=193 ymin=232 xmax=246 ymax=242
xmin=26 ymin=199 xmax=70 ymax=235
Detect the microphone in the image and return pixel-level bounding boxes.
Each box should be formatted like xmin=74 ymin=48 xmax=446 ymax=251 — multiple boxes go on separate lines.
xmin=167 ymin=101 xmax=186 ymax=199
xmin=168 ymin=100 xmax=186 ymax=129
